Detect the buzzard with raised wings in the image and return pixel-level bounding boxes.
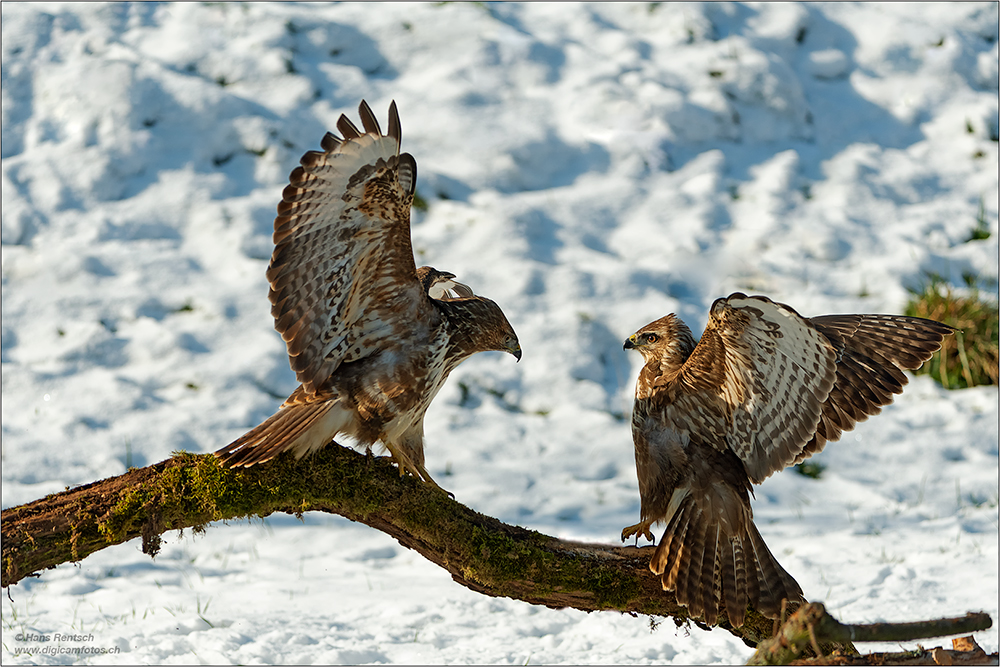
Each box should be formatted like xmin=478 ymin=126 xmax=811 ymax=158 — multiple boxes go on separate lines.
xmin=216 ymin=101 xmax=521 ymax=488
xmin=622 ymin=293 xmax=952 ymax=627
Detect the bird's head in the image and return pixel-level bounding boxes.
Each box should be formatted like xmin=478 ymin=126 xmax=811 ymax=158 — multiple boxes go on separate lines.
xmin=624 ymin=314 xmax=696 ymax=371
xmin=487 ymin=301 xmax=522 ymax=362
xmin=444 ymin=295 xmax=522 ymax=362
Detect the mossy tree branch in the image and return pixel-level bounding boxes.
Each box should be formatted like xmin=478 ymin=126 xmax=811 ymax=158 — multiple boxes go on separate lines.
xmin=3 ymin=444 xmax=787 ymax=645
xmin=748 ymin=602 xmax=995 ymax=665
xmin=5 ymin=446 xmax=992 ymax=662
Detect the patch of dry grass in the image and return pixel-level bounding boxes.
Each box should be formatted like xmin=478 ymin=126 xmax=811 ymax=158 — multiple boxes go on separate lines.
xmin=905 ymin=277 xmax=998 ymax=389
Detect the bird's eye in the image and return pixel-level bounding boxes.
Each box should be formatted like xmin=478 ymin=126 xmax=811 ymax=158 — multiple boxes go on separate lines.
xmin=645 ymin=333 xmax=658 ymax=343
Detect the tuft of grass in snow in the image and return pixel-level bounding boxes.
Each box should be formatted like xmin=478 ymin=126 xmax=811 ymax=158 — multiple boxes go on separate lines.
xmin=794 ymin=461 xmax=826 ymax=479
xmin=411 ymin=190 xmax=429 ymax=212
xmin=905 ymin=276 xmax=999 ymax=389
xmin=968 ymin=198 xmax=991 ymax=242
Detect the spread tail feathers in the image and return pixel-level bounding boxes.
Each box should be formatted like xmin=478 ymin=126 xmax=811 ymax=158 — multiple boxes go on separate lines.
xmin=215 ymin=398 xmax=351 ymax=467
xmin=649 ymin=488 xmax=804 ymax=628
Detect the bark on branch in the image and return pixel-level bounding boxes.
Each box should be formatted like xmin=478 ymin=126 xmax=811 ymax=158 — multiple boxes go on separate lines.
xmin=2 ymin=445 xmax=783 ymax=645
xmin=749 ymin=602 xmax=995 ymax=665
xmin=4 ymin=446 xmax=991 ymax=662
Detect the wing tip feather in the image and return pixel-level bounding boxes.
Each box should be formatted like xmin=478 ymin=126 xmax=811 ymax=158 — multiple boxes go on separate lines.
xmin=320 ymin=131 xmax=342 ymax=152
xmin=388 ymin=100 xmax=401 ymax=147
xmin=337 ymin=113 xmax=362 ymax=140
xmin=358 ymin=99 xmax=381 ymax=135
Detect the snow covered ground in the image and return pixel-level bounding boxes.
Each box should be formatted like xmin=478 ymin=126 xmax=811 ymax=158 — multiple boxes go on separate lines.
xmin=2 ymin=2 xmax=997 ymax=664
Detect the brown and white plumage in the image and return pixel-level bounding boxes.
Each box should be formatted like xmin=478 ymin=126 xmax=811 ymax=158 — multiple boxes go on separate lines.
xmin=216 ymin=101 xmax=521 ymax=487
xmin=622 ymin=293 xmax=952 ymax=627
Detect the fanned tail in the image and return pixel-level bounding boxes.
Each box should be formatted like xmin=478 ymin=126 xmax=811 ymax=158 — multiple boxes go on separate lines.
xmin=649 ymin=486 xmax=804 ymax=628
xmin=215 ymin=394 xmax=351 ymax=468
xmin=743 ymin=519 xmax=803 ymax=620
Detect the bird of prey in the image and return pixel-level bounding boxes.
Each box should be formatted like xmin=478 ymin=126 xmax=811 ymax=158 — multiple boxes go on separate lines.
xmin=216 ymin=101 xmax=521 ymax=489
xmin=622 ymin=292 xmax=952 ymax=627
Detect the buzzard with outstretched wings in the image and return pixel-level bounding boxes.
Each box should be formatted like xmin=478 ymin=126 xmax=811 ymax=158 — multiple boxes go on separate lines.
xmin=216 ymin=101 xmax=521 ymax=488
xmin=622 ymin=293 xmax=952 ymax=627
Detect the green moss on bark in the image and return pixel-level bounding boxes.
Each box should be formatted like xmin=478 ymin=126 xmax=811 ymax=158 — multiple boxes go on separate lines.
xmin=2 ymin=444 xmax=799 ymax=649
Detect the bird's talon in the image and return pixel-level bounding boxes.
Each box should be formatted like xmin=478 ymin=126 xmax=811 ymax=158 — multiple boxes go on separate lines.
xmin=622 ymin=522 xmax=654 ymax=545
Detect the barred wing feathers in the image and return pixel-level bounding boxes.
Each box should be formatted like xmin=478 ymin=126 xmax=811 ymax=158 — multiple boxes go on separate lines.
xmin=670 ymin=293 xmax=839 ymax=483
xmin=796 ymin=314 xmax=955 ymax=462
xmin=627 ymin=293 xmax=952 ymax=627
xmin=636 ymin=294 xmax=834 ymax=625
xmin=622 ymin=293 xmax=952 ymax=625
xmin=217 ymin=101 xmax=522 ymax=478
xmin=268 ymin=100 xmax=420 ymax=396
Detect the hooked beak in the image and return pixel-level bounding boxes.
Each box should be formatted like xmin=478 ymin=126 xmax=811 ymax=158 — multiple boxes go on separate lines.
xmin=507 ymin=340 xmax=522 ymax=362
xmin=623 ymin=335 xmax=638 ymax=351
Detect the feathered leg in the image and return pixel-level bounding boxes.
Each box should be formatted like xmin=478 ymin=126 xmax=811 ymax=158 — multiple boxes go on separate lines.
xmin=385 ymin=421 xmax=448 ymax=493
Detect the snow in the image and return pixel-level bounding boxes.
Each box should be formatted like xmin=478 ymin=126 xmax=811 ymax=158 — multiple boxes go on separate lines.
xmin=2 ymin=2 xmax=997 ymax=664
